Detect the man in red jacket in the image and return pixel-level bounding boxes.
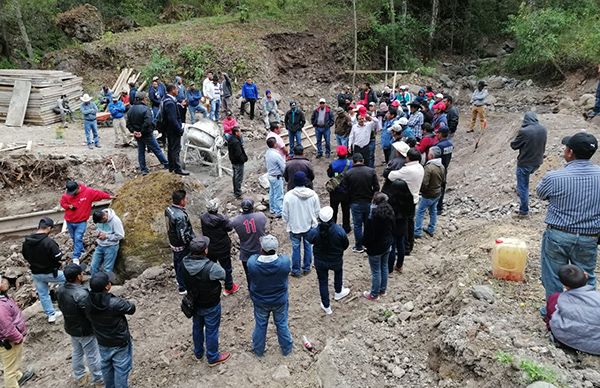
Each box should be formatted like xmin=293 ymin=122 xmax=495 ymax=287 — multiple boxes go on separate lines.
xmin=59 ymin=181 xmax=113 ymax=265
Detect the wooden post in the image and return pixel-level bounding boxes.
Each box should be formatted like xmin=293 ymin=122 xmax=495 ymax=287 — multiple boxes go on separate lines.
xmin=385 ymin=46 xmax=389 ymax=86
xmin=392 ymin=71 xmax=398 ymax=92
xmin=352 ymin=0 xmax=358 ymax=88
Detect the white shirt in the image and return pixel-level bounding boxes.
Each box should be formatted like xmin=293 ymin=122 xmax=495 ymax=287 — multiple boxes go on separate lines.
xmin=388 ymin=161 xmax=425 ymax=204
xmin=204 ymin=82 xmax=215 ymax=100
xmin=203 ymin=77 xmax=212 ymax=98
xmin=349 ymin=121 xmax=375 ymax=149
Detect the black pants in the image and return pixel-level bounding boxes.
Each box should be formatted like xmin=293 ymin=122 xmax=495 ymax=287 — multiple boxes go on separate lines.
xmin=330 ymin=192 xmax=351 ymax=233
xmin=315 ymin=261 xmax=343 ymax=308
xmin=437 ymin=179 xmax=447 ymax=213
xmin=241 ymin=98 xmax=257 ymax=119
xmin=405 ymin=216 xmax=415 ymax=254
xmin=353 ymin=144 xmax=370 ymax=167
xmin=232 ymin=163 xmax=244 ymax=197
xmin=383 ymin=147 xmax=391 ymax=164
xmin=166 ymin=132 xmax=182 ymax=172
xmin=212 ymin=254 xmax=233 ymax=290
xmin=242 ymin=260 xmax=251 ymax=289
xmin=389 ymin=218 xmax=407 ymax=271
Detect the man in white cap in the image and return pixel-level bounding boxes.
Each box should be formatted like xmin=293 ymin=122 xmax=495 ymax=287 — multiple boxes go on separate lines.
xmin=80 ymin=94 xmax=100 ymax=149
xmin=107 ymin=95 xmax=129 ymax=147
xmin=383 ymin=140 xmax=409 ymax=183
xmin=310 ymin=98 xmax=334 ymax=158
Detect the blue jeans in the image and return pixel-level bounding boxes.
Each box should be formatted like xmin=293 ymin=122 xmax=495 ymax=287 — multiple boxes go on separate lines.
xmin=315 ymin=261 xmax=343 ymax=308
xmin=252 ymin=302 xmax=293 ymax=356
xmin=368 ymin=250 xmax=390 ymax=297
xmin=189 ymin=105 xmax=208 ymax=123
xmin=152 ymin=106 xmax=160 ymax=121
xmin=98 ymin=342 xmax=132 ymax=388
xmin=71 ymin=335 xmax=103 ymax=383
xmin=594 ymin=80 xmax=600 ymax=115
xmin=288 ymin=131 xmax=302 ymax=157
xmin=67 ymin=221 xmax=87 ymax=260
xmin=541 ymin=228 xmax=598 ymax=298
xmin=336 ymin=134 xmax=348 ymax=147
xmin=210 ymin=99 xmax=220 ymax=121
xmin=516 ymin=165 xmax=537 ymax=214
xmin=368 ymin=139 xmax=376 ymax=168
xmin=388 ymin=231 xmax=406 ymax=271
xmin=32 ymin=271 xmax=65 ymax=317
xmin=91 ymin=244 xmax=120 ymax=276
xmin=414 ymin=196 xmax=440 ymax=237
xmin=173 ymin=248 xmax=189 ymax=292
xmin=268 ymin=176 xmax=284 ymax=216
xmin=193 ymin=303 xmax=221 ymax=362
xmin=84 ymin=120 xmax=99 ymax=146
xmin=315 ymin=127 xmax=331 ymax=157
xmin=137 ymin=136 xmax=168 ymax=173
xmin=289 ymin=232 xmax=312 ymax=275
xmin=350 ymin=202 xmax=370 ymax=250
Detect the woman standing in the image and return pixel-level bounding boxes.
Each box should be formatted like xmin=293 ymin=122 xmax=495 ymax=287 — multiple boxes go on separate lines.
xmin=384 ymin=179 xmax=415 ymax=274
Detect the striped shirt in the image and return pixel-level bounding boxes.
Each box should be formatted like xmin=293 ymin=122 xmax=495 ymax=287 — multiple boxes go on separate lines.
xmin=536 ymin=159 xmax=600 ymax=235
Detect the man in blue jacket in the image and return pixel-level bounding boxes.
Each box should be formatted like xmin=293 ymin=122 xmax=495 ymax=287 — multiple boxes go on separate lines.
xmin=240 ymin=78 xmax=258 ymax=120
xmin=80 ymin=94 xmax=100 ymax=150
xmin=108 ymin=96 xmax=129 ymax=147
xmin=247 ymin=235 xmax=293 ymax=357
xmin=311 ymin=98 xmax=335 ymax=158
xmin=148 ymin=76 xmax=166 ymax=121
xmin=186 ymin=82 xmax=208 ymax=124
xmin=162 ymin=84 xmax=189 ymax=176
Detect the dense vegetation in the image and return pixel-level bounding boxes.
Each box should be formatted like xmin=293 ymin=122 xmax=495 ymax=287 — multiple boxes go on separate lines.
xmin=0 ymin=0 xmax=599 ymax=78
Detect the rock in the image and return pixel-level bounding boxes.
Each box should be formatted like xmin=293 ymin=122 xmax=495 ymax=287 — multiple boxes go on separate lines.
xmin=579 ymin=94 xmax=595 ymax=110
xmin=56 ymin=4 xmax=104 ymax=42
xmin=471 ymin=285 xmax=496 ymax=303
xmin=439 ymin=74 xmax=455 ymax=89
xmin=272 ymin=365 xmax=290 ymax=380
xmin=256 ymin=204 xmax=267 ymax=212
xmin=582 ymin=369 xmax=600 ymax=385
xmin=258 ymin=173 xmax=270 ymax=189
xmin=487 ymin=77 xmax=505 ymax=90
xmin=392 ymin=367 xmax=406 ymax=379
xmin=140 ymin=266 xmax=166 ymax=280
xmin=106 ymin=16 xmax=137 ymax=33
xmin=398 ymin=311 xmax=412 ymax=321
xmin=485 ymin=95 xmax=497 ymax=105
xmin=527 ymin=383 xmax=557 ymax=388
xmin=558 ymin=97 xmax=575 ymax=111
xmin=402 ymin=301 xmax=414 ymax=312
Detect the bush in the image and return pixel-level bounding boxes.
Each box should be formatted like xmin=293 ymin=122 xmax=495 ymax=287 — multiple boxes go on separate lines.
xmin=141 ymin=49 xmax=176 ymax=84
xmin=178 ymin=44 xmax=217 ymax=82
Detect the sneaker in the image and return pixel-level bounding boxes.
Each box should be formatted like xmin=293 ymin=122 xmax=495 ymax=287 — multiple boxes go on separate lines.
xmin=18 ymin=368 xmax=35 ymax=385
xmin=178 ymin=290 xmax=188 ymax=296
xmin=87 ymin=144 xmax=94 ymax=149
xmin=208 ymin=352 xmax=231 ymax=366
xmin=174 ymin=170 xmax=190 ymax=176
xmin=320 ymin=302 xmax=333 ymax=315
xmin=362 ymin=291 xmax=378 ymax=301
xmin=424 ymin=229 xmax=434 ymax=237
xmin=352 ymin=247 xmax=365 ymax=254
xmin=95 ymin=144 xmax=101 ymax=148
xmin=302 ymin=270 xmax=311 ymax=276
xmin=72 ymin=258 xmax=80 ymax=265
xmin=379 ymin=291 xmax=386 ymax=297
xmin=334 ymin=287 xmax=350 ymax=301
xmin=223 ymin=283 xmax=240 ymax=296
xmin=48 ymin=311 xmax=62 ymax=323
xmin=290 ymin=273 xmax=302 ymax=278
xmin=395 ymin=266 xmax=403 ymax=274
xmin=414 ymin=234 xmax=423 ymax=239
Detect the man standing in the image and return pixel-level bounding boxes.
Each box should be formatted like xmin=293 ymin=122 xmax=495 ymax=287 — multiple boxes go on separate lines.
xmin=200 ymin=199 xmax=240 ymax=296
xmin=435 ymin=127 xmax=454 ymax=215
xmin=584 ymin=64 xmax=600 ymax=120
xmin=181 ymin=237 xmax=231 ymax=366
xmin=349 ymin=113 xmax=376 ymax=167
xmin=284 ymin=145 xmax=314 ymax=191
xmin=537 ymin=132 xmax=600 ymax=301
xmin=0 ymin=276 xmax=34 ymax=388
xmin=342 ymin=153 xmax=379 ymax=253
xmin=247 ymin=235 xmax=293 ymax=356
xmin=80 ymin=94 xmax=100 ymax=150
xmin=202 ymin=71 xmax=214 ymax=99
xmin=414 ymin=147 xmax=445 ymax=238
xmin=241 ymin=78 xmax=259 ymax=120
xmin=148 ymin=77 xmax=166 ymax=121
xmin=162 ymin=84 xmax=189 ymax=176
xmin=108 ymin=96 xmax=129 ymax=147
xmin=327 ymin=145 xmax=353 ymax=233
xmin=227 ymin=127 xmax=248 ymax=199
xmin=311 ymin=98 xmax=335 ymax=158
xmin=22 ymin=217 xmax=65 ymax=323
xmin=229 ymin=199 xmax=268 ymax=287
xmin=337 ymin=85 xmax=353 ymax=110
xmin=510 ymin=112 xmax=548 ymax=217
xmin=91 ymin=209 xmax=124 ymax=276
xmin=334 ymin=106 xmax=353 ymax=147
xmin=443 ymin=95 xmax=459 ymax=136
xmin=175 ymin=76 xmax=186 ymax=102
xmin=262 ymin=90 xmax=280 ymax=129
xmin=283 ymin=172 xmax=320 ymax=277
xmin=265 ymin=137 xmax=286 ymax=218
xmin=165 ymin=189 xmax=196 ymax=295
xmin=266 ymin=122 xmax=288 ymax=159
xmin=127 ymin=92 xmax=169 ymax=175
xmin=57 ymin=264 xmax=103 ymax=387
xmin=87 ymin=272 xmax=136 ymax=388
xmin=60 ymin=181 xmax=113 ymax=265
xmin=221 ymin=73 xmax=233 ymax=112
xmin=284 ymin=101 xmax=306 ymax=158
xmin=468 ymin=80 xmax=488 ymax=133
xmin=186 ymin=82 xmax=208 ymax=123
xmin=211 ymin=76 xmax=222 ymax=122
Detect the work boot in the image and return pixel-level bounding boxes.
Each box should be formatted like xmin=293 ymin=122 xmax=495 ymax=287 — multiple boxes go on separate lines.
xmin=208 ymin=352 xmax=231 ymax=367
xmin=18 ymin=368 xmax=35 ymax=385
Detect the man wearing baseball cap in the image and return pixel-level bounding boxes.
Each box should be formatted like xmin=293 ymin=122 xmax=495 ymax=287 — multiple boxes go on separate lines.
xmin=108 ymin=95 xmax=129 ymax=147
xmin=284 ymin=101 xmax=306 ymax=157
xmin=327 ymin=145 xmax=353 ymax=233
xmin=537 ymin=131 xmax=600 ymax=311
xmin=311 ymin=98 xmax=335 ymax=158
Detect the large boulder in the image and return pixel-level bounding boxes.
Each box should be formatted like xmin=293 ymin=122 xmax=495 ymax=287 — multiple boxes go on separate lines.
xmin=579 ymin=93 xmax=595 ymax=110
xmin=558 ymin=97 xmax=575 ymax=112
xmin=56 ymin=4 xmax=104 ymax=42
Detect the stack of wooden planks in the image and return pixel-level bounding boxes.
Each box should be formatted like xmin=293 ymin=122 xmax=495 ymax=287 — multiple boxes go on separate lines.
xmin=0 ymin=70 xmax=83 ymax=126
xmin=112 ymin=68 xmax=141 ymax=97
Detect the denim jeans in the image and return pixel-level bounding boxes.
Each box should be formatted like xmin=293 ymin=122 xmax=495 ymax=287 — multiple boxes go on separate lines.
xmin=71 ymin=335 xmax=103 ymax=383
xmin=152 ymin=106 xmax=160 ymax=122
xmin=289 ymin=232 xmax=312 ymax=275
xmin=540 ymin=228 xmax=598 ymax=298
xmin=210 ymin=99 xmax=220 ymax=121
xmin=84 ymin=120 xmax=99 ymax=146
xmin=389 ymin=232 xmax=406 ymax=272
xmin=335 ymin=134 xmax=348 ymax=147
xmin=315 ymin=127 xmax=331 ymax=157
xmin=315 ymin=261 xmax=343 ymax=308
xmin=594 ymin=80 xmax=600 ymax=115
xmin=193 ymin=303 xmax=221 ymax=362
xmin=414 ymin=196 xmax=440 ymax=237
xmin=98 ymin=342 xmax=132 ymax=388
xmin=32 ymin=271 xmax=65 ymax=317
xmin=173 ymin=248 xmax=189 ymax=292
xmin=368 ymin=249 xmax=390 ymax=297
xmin=252 ymin=302 xmax=293 ymax=356
xmin=189 ymin=105 xmax=208 ymax=123
xmin=67 ymin=221 xmax=87 ymax=260
xmin=288 ymin=131 xmax=302 ymax=157
xmin=268 ymin=176 xmax=284 ymax=216
xmin=350 ymin=202 xmax=370 ymax=250
xmin=232 ymin=163 xmax=244 ymax=197
xmin=91 ymin=244 xmax=120 ymax=276
xmin=368 ymin=139 xmax=376 ymax=168
xmin=516 ymin=165 xmax=537 ymax=214
xmin=137 ymin=136 xmax=168 ymax=173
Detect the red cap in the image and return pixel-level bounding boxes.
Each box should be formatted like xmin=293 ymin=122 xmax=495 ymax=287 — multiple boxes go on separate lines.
xmin=426 ymin=92 xmax=434 ymax=98
xmin=336 ymin=145 xmax=348 ymax=157
xmin=358 ymin=106 xmax=368 ymax=116
xmin=391 ymin=100 xmax=400 ymax=107
xmin=433 ymin=102 xmax=446 ymax=111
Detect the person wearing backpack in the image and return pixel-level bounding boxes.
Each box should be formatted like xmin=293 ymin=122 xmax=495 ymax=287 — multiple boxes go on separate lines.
xmin=326 ymin=145 xmax=353 ymax=233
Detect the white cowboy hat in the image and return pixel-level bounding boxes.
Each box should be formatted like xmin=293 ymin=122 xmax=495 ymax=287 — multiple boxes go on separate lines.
xmin=80 ymin=94 xmax=92 ymax=102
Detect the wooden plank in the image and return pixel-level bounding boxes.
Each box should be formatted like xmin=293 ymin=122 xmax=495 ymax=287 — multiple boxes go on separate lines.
xmin=343 ymin=70 xmax=408 ymax=74
xmin=5 ymin=80 xmax=31 ymax=127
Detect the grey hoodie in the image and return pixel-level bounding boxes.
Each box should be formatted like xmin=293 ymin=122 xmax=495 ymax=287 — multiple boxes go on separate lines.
xmin=95 ymin=209 xmax=125 ymax=247
xmin=282 ymin=187 xmax=320 ymax=233
xmin=510 ymin=112 xmax=547 ymax=168
xmin=183 ymin=256 xmax=225 ymax=280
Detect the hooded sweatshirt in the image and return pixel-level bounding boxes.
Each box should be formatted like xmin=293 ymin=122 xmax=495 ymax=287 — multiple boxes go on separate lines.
xmin=510 ymin=112 xmax=548 ymax=168
xmin=22 ymin=233 xmax=63 ymax=274
xmin=182 ymin=256 xmax=225 ymax=308
xmin=87 ymin=292 xmax=135 ymax=347
xmin=0 ymin=294 xmax=27 ymax=344
xmin=420 ymin=158 xmax=446 ymax=199
xmin=60 ymin=184 xmax=112 ymax=223
xmin=282 ymin=187 xmax=320 ymax=234
xmin=247 ymin=253 xmax=291 ymax=305
xmin=95 ymin=209 xmax=125 ymax=247
xmin=201 ymin=212 xmax=233 ymax=259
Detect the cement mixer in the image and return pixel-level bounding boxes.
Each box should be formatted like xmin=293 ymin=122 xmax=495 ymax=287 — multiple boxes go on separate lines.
xmin=181 ymin=118 xmax=230 ymax=176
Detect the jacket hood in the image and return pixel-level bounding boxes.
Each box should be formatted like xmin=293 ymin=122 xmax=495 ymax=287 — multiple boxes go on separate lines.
xmin=89 ymin=292 xmax=111 ymax=312
xmin=183 ymin=256 xmax=211 ymax=276
xmin=292 ymin=187 xmax=316 ymax=200
xmin=104 ymin=208 xmax=116 ymax=222
xmin=201 ymin=212 xmax=223 ymax=228
xmin=426 ymin=158 xmax=443 ymax=167
xmin=24 ymin=233 xmax=49 ymax=246
xmin=522 ymin=111 xmax=538 ymax=127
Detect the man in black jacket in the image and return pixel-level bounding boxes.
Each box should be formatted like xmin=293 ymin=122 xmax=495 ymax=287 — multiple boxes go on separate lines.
xmin=162 ymin=84 xmax=189 ymax=176
xmin=126 ymin=92 xmax=168 ymax=175
xmin=443 ymin=95 xmax=460 ymax=136
xmin=87 ymin=272 xmax=136 ymax=388
xmin=182 ymin=237 xmax=231 ymax=366
xmin=57 ymin=264 xmax=103 ymax=386
xmin=200 ymin=199 xmax=240 ymax=296
xmin=284 ymin=102 xmax=306 ymax=158
xmin=227 ymin=127 xmax=248 ymax=198
xmin=341 ymin=153 xmax=380 ymax=253
xmin=165 ymin=189 xmax=196 ymax=295
xmin=22 ymin=217 xmax=65 ymax=323
xmin=337 ymin=86 xmax=353 ymax=110
xmin=283 ymin=145 xmax=315 ymax=190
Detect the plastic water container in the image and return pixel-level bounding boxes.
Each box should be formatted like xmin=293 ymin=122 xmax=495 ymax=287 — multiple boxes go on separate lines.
xmin=491 ymin=238 xmax=528 ymax=281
